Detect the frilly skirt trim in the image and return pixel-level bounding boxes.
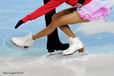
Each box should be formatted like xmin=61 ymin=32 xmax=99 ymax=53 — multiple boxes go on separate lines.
xmin=77 ymin=0 xmax=112 ymax=22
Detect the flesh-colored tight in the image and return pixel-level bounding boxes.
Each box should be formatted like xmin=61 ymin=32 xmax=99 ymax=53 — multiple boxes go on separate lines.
xmin=33 ymin=7 xmax=89 ymax=40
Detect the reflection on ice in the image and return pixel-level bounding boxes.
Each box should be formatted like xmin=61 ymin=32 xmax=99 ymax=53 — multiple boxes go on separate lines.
xmin=6 ymin=54 xmax=90 ymax=67
xmin=3 ymin=30 xmax=31 ymax=52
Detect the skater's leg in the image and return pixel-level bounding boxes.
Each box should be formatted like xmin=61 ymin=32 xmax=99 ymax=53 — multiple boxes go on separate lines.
xmin=52 ymin=8 xmax=76 ymax=38
xmin=43 ymin=2 xmax=57 ymax=52
xmin=11 ymin=12 xmax=89 ymax=52
xmin=52 ymin=7 xmax=74 ymax=19
xmin=43 ymin=0 xmax=74 ymax=52
xmin=33 ymin=12 xmax=89 ymax=40
xmin=59 ymin=25 xmax=76 ymax=38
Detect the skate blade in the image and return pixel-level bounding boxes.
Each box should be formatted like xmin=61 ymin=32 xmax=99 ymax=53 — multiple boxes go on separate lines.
xmin=9 ymin=40 xmax=29 ymax=50
xmin=45 ymin=52 xmax=62 ymax=57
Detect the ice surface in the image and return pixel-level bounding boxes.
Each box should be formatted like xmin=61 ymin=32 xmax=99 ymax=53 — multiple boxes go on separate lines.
xmin=0 ymin=54 xmax=114 ymax=76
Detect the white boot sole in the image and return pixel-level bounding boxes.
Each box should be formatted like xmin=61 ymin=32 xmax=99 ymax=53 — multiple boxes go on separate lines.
xmin=11 ymin=40 xmax=29 ymax=49
xmin=63 ymin=48 xmax=84 ymax=56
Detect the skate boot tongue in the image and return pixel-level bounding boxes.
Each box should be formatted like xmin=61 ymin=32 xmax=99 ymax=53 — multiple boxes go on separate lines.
xmin=27 ymin=33 xmax=32 ymax=37
xmin=24 ymin=33 xmax=33 ymax=40
xmin=69 ymin=37 xmax=81 ymax=44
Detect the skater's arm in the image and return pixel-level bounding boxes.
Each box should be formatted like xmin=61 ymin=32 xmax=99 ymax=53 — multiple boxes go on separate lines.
xmin=22 ymin=0 xmax=66 ymax=23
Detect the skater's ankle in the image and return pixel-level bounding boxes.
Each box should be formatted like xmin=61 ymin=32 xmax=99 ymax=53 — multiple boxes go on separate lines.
xmin=69 ymin=36 xmax=76 ymax=38
xmin=32 ymin=35 xmax=36 ymax=40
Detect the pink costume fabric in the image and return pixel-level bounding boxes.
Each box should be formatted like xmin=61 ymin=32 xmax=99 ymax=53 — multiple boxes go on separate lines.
xmin=77 ymin=0 xmax=112 ymax=22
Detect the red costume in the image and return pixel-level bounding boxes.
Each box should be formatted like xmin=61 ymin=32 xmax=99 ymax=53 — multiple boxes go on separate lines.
xmin=22 ymin=0 xmax=92 ymax=23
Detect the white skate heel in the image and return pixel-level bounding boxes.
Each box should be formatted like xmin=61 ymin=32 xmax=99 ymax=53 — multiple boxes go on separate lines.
xmin=63 ymin=37 xmax=84 ymax=56
xmin=11 ymin=33 xmax=34 ymax=48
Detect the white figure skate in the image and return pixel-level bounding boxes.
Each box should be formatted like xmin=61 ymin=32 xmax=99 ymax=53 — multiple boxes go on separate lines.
xmin=63 ymin=37 xmax=84 ymax=56
xmin=11 ymin=33 xmax=34 ymax=48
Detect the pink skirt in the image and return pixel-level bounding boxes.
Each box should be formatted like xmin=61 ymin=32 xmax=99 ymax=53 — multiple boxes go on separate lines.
xmin=77 ymin=0 xmax=112 ymax=22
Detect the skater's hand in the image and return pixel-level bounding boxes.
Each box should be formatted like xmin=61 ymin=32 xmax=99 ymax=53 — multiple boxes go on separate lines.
xmin=76 ymin=3 xmax=83 ymax=8
xmin=15 ymin=20 xmax=24 ymax=29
